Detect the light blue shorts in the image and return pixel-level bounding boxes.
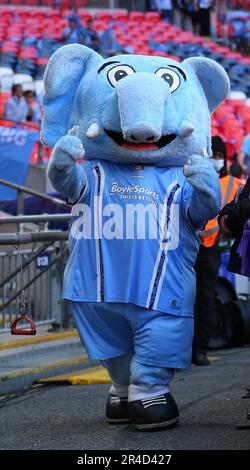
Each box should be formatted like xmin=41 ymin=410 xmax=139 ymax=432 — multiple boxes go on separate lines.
xmin=71 ymin=302 xmax=194 ymax=369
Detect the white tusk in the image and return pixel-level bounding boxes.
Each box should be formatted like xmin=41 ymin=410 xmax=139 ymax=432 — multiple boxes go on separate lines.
xmin=178 ymin=121 xmax=195 ymax=138
xmin=86 ymin=122 xmax=101 ymax=139
xmin=68 ymin=125 xmax=80 ymax=137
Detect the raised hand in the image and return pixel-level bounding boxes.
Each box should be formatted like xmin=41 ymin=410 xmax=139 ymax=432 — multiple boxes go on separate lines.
xmin=50 ymin=126 xmax=85 ymax=170
xmin=183 ymin=150 xmax=221 ymax=228
xmin=48 ymin=126 xmax=86 ymax=203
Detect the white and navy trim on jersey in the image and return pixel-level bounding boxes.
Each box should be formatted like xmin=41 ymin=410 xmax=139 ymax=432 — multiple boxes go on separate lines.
xmin=146 ymin=181 xmax=181 ymax=310
xmin=94 ymin=163 xmax=105 ymax=302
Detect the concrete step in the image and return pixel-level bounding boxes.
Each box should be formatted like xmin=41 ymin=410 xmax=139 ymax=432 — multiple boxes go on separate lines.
xmin=0 ymin=326 xmax=95 ymax=394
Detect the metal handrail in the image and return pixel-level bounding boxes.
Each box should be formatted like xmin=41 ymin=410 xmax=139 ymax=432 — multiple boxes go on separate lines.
xmin=0 ymin=231 xmax=68 ymax=245
xmin=0 ymin=214 xmax=72 ymax=225
xmin=0 ymin=178 xmax=68 ymax=208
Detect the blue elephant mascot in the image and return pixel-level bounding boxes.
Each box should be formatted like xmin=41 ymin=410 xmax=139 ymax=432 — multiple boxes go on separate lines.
xmin=41 ymin=45 xmax=229 ymax=431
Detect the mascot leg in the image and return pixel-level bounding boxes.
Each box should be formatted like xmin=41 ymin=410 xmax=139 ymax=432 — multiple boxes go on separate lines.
xmin=71 ymin=302 xmax=192 ymax=431
xmin=101 ymin=354 xmax=132 ymax=424
xmin=124 ymin=305 xmax=193 ymax=431
xmin=102 ymin=353 xmax=179 ymax=431
xmin=128 ymin=358 xmax=178 ymax=431
xmin=71 ymin=302 xmax=133 ymax=424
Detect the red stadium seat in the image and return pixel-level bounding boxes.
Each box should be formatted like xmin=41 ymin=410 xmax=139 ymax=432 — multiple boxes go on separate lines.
xmin=130 ymin=12 xmax=145 ymax=23
xmin=224 ymin=52 xmax=243 ymax=59
xmin=0 ymin=10 xmax=13 ymax=21
xmin=145 ymin=12 xmax=161 ymax=23
xmin=8 ymin=0 xmax=23 ymax=4
xmin=113 ymin=11 xmax=128 ymax=23
xmin=96 ymin=11 xmax=113 ymax=22
xmin=240 ymin=57 xmax=250 ymax=65
xmin=36 ymin=58 xmax=49 ymax=66
xmin=60 ymin=0 xmax=71 ymax=8
xmin=0 ymin=119 xmax=15 ymax=128
xmin=93 ymin=20 xmax=108 ymax=32
xmin=30 ymin=10 xmax=46 ymax=20
xmin=0 ymin=92 xmax=11 ymax=117
xmin=25 ymin=0 xmax=39 ymax=5
xmin=47 ymin=9 xmax=62 ymax=20
xmin=41 ymin=0 xmax=55 ymax=6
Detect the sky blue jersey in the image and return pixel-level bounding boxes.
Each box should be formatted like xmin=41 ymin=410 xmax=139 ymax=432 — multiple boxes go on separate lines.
xmin=63 ymin=160 xmax=200 ymax=316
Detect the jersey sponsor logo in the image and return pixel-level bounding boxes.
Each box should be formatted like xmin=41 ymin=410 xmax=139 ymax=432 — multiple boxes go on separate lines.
xmin=110 ymin=181 xmax=160 ymax=203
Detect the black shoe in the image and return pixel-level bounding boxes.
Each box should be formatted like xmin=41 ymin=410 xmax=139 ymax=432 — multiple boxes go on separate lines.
xmin=106 ymin=394 xmax=131 ymax=424
xmin=192 ymin=350 xmax=210 ymax=366
xmin=128 ymin=393 xmax=179 ymax=431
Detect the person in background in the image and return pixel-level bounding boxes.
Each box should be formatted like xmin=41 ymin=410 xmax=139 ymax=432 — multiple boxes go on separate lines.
xmin=219 ymin=175 xmax=250 ymax=275
xmin=153 ymin=0 xmax=173 ymax=23
xmin=229 ymin=161 xmax=243 ymax=179
xmin=82 ymin=19 xmax=100 ymax=52
xmin=198 ymin=0 xmax=215 ymax=36
xmin=192 ymin=136 xmax=240 ymax=366
xmin=54 ymin=0 xmax=61 ymax=10
xmin=3 ymin=84 xmax=27 ymax=123
xmin=61 ymin=14 xmax=85 ymax=45
xmin=237 ymin=134 xmax=250 ymax=176
xmin=188 ymin=0 xmax=200 ymax=36
xmin=99 ymin=28 xmax=125 ymax=58
xmin=219 ymin=172 xmax=250 ymax=426
xmin=23 ymin=90 xmax=42 ymax=124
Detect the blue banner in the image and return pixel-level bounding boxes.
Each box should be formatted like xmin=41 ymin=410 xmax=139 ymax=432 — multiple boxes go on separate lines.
xmin=0 ymin=126 xmax=39 ymax=200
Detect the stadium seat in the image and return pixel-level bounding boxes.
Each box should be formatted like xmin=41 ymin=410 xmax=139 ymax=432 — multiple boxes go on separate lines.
xmin=0 ymin=91 xmax=10 ymax=116
xmin=0 ymin=10 xmax=13 ymax=21
xmin=9 ymin=0 xmax=23 ymax=5
xmin=0 ymin=67 xmax=14 ymax=78
xmin=96 ymin=11 xmax=113 ymax=23
xmin=25 ymin=0 xmax=39 ymax=5
xmin=145 ymin=12 xmax=161 ymax=23
xmin=78 ymin=11 xmax=93 ymax=23
xmin=34 ymin=79 xmax=44 ymax=98
xmin=130 ymin=12 xmax=145 ymax=23
xmin=0 ymin=75 xmax=14 ymax=92
xmin=113 ymin=11 xmax=128 ymax=23
xmin=13 ymin=73 xmax=34 ymax=87
xmin=229 ymin=90 xmax=247 ymax=100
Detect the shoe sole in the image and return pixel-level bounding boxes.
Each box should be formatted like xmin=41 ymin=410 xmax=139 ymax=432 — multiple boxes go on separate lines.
xmin=106 ymin=417 xmax=132 ymax=424
xmin=132 ymin=416 xmax=179 ymax=431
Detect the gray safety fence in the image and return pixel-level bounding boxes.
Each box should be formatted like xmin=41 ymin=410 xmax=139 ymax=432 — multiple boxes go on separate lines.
xmin=0 ymin=240 xmax=70 ymax=332
xmin=0 ymin=213 xmax=72 ymax=332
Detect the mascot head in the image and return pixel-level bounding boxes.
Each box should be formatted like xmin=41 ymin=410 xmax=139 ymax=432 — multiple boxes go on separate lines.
xmin=41 ymin=45 xmax=229 ymax=166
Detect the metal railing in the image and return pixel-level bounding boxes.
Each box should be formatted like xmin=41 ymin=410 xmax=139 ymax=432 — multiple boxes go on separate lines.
xmin=0 ymin=214 xmax=72 ymax=225
xmin=0 ymin=178 xmax=68 ymax=215
xmin=0 ymin=214 xmax=71 ymax=332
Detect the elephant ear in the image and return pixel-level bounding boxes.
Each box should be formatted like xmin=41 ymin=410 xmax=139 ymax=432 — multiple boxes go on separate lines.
xmin=182 ymin=57 xmax=230 ymax=114
xmin=41 ymin=44 xmax=103 ymax=147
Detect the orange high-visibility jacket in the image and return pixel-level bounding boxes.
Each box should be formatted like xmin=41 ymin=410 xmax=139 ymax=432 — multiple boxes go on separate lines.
xmin=199 ymin=175 xmax=240 ymax=248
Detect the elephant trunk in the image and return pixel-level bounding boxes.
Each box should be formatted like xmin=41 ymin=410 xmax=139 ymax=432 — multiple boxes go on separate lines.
xmin=116 ymin=72 xmax=170 ymax=143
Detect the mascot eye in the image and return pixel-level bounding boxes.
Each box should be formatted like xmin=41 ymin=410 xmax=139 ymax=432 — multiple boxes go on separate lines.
xmin=107 ymin=65 xmax=135 ymax=87
xmin=155 ymin=68 xmax=180 ymax=93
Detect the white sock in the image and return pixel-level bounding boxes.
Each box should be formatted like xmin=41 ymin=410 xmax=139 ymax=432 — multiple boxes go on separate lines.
xmin=110 ymin=382 xmax=128 ymax=398
xmin=128 ymin=384 xmax=171 ymax=402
